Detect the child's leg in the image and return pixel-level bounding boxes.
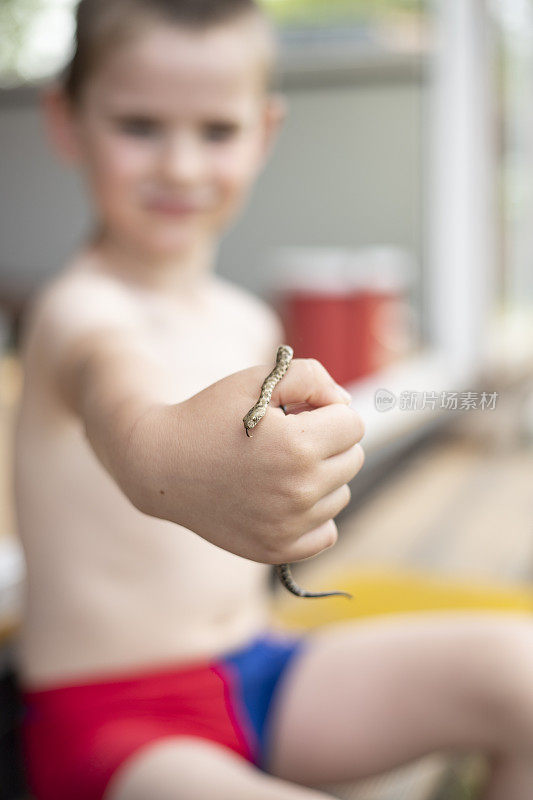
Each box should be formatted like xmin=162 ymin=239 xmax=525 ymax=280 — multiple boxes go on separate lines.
xmin=266 ymin=613 xmax=533 ymax=799
xmin=104 ymin=737 xmax=338 ymax=800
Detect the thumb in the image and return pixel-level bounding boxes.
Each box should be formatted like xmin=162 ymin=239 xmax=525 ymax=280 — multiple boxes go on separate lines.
xmin=270 ymin=357 xmax=352 ymax=409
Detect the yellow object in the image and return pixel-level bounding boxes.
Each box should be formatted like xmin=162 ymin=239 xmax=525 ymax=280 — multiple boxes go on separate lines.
xmin=271 ymin=565 xmax=533 ymax=630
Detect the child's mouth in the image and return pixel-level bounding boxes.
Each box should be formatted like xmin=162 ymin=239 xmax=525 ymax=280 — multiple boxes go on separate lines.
xmin=147 ymin=199 xmax=203 ymax=216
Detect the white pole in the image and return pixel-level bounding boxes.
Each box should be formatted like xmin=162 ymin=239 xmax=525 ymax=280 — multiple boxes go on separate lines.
xmin=426 ymin=0 xmax=499 ymax=373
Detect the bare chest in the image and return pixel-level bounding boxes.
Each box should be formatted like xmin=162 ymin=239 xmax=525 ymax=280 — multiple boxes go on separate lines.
xmin=139 ymin=295 xmax=269 ymax=401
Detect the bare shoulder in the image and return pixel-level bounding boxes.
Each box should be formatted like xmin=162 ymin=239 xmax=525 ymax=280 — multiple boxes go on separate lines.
xmin=20 ymin=260 xmax=140 ymax=360
xmin=18 ymin=259 xmax=147 ymax=414
xmin=213 ymin=275 xmax=286 ymax=359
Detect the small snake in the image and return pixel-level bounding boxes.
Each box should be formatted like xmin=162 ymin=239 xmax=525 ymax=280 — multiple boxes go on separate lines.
xmin=243 ymin=345 xmax=352 ymax=600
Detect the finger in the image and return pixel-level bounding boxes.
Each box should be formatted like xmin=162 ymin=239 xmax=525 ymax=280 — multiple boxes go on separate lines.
xmin=286 ymin=402 xmax=365 ymax=460
xmin=284 ymin=519 xmax=339 ymax=562
xmin=269 ymin=358 xmax=351 ymax=410
xmin=313 ymin=443 xmax=365 ymax=501
xmin=305 ymin=482 xmax=352 ymax=530
xmin=289 ymin=444 xmax=363 ymax=512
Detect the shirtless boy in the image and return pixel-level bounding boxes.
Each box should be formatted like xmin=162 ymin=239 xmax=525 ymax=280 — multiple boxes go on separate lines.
xmin=14 ymin=1 xmax=533 ymax=799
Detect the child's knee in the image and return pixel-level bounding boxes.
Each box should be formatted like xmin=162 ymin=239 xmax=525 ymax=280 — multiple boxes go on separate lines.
xmin=470 ymin=617 xmax=533 ymax=751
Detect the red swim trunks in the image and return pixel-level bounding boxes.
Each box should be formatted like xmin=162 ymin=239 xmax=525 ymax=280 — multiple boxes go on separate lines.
xmin=21 ymin=632 xmax=306 ymax=800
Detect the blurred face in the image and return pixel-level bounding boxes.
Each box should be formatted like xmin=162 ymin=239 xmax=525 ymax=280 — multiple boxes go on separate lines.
xmin=63 ymin=19 xmax=281 ymax=258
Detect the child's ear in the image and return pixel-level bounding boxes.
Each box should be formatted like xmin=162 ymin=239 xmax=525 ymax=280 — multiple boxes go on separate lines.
xmin=259 ymin=93 xmax=288 ymax=162
xmin=40 ymin=83 xmax=82 ymax=165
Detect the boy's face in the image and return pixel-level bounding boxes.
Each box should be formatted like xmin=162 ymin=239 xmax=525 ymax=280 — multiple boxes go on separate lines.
xmin=55 ymin=19 xmax=283 ymax=259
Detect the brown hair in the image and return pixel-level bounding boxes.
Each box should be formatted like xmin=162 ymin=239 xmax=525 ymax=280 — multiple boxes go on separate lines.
xmin=62 ymin=0 xmax=276 ymax=105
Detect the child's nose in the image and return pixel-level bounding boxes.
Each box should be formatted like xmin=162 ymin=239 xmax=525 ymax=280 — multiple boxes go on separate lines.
xmin=158 ymin=131 xmax=206 ymax=184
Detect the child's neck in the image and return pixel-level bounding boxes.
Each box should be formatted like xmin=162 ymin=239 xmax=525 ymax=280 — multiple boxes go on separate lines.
xmin=87 ymin=227 xmax=218 ymax=303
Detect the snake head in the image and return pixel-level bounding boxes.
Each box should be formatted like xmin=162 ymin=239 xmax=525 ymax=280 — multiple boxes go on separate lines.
xmin=243 ymin=405 xmax=266 ymax=434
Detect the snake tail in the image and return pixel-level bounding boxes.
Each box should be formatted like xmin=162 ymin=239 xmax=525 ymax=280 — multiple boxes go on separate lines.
xmin=275 ymin=564 xmax=353 ymax=599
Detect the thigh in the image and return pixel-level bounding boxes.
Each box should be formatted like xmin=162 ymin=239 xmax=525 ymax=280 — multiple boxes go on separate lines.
xmin=266 ymin=612 xmax=533 ymax=786
xmin=104 ymin=736 xmax=337 ymax=800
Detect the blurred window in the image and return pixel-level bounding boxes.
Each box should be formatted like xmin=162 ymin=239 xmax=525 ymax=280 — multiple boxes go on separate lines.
xmin=490 ymin=0 xmax=533 ymax=314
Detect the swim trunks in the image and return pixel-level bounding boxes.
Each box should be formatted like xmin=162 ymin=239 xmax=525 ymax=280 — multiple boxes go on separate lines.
xmin=20 ymin=631 xmax=307 ymax=800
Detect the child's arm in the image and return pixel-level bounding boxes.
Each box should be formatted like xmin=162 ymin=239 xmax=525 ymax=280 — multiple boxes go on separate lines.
xmin=21 ymin=280 xmax=173 ymax=504
xmin=24 ymin=280 xmax=364 ymax=566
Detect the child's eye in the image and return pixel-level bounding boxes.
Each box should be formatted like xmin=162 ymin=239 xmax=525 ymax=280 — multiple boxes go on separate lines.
xmin=117 ymin=117 xmax=160 ymax=138
xmin=203 ymin=122 xmax=240 ymax=142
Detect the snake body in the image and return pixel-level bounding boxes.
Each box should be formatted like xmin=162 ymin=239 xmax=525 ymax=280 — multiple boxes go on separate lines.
xmin=243 ymin=345 xmax=352 ymax=600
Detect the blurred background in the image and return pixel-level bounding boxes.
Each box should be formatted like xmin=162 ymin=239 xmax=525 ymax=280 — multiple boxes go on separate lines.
xmin=1 ymin=1 xmax=533 ymax=798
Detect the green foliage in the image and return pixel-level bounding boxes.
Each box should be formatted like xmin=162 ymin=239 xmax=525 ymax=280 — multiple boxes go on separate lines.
xmin=0 ymin=0 xmax=45 ymax=75
xmin=260 ymin=0 xmax=422 ymax=27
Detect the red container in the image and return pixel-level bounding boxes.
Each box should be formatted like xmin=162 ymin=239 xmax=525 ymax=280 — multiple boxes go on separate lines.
xmin=345 ymin=290 xmax=408 ymax=381
xmin=272 ymin=249 xmax=350 ymax=385
xmin=345 ymin=249 xmax=413 ymax=383
xmin=280 ymin=289 xmax=350 ymax=385
xmin=271 ymin=247 xmax=413 ymax=387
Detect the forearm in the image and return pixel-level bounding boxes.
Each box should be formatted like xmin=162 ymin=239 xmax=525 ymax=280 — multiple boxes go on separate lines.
xmin=75 ymin=349 xmax=176 ymax=515
xmin=83 ymin=394 xmax=161 ymax=508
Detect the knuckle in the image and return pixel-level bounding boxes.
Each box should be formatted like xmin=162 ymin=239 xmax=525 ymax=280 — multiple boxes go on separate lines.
xmin=289 ymin=480 xmax=315 ymax=512
xmin=303 ymin=357 xmax=330 ymax=383
xmin=288 ymin=436 xmax=315 ymax=469
xmin=304 ymin=357 xmax=322 ymax=373
xmin=288 ymin=480 xmax=315 ymax=514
